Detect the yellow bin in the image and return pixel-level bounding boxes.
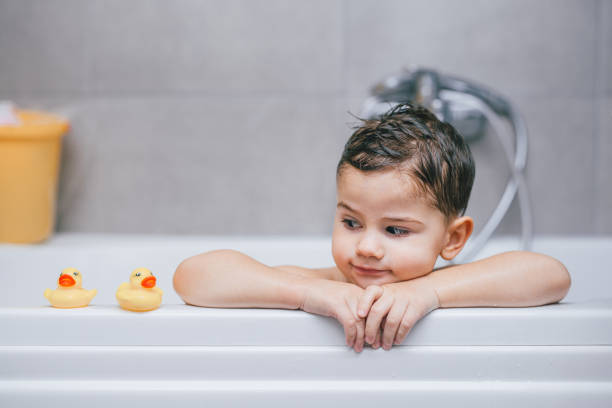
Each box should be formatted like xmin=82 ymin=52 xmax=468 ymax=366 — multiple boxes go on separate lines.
xmin=0 ymin=110 xmax=69 ymax=243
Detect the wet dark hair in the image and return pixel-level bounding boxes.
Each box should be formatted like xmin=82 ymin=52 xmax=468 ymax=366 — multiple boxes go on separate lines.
xmin=337 ymin=103 xmax=475 ymax=222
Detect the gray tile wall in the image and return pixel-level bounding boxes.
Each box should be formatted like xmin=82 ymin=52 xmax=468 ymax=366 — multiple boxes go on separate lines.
xmin=1 ymin=0 xmax=609 ymax=236
xmin=597 ymin=0 xmax=612 ymax=233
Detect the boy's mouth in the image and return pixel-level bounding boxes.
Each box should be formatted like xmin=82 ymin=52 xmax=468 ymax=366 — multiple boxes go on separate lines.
xmin=351 ymin=264 xmax=389 ymax=276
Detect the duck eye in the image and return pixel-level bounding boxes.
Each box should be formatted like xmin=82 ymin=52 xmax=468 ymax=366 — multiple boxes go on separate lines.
xmin=136 ymin=272 xmax=141 ymax=277
xmin=73 ymin=272 xmax=78 ymax=276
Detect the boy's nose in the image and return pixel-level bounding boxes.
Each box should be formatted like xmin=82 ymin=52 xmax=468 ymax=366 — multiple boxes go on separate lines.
xmin=356 ymin=234 xmax=384 ymax=259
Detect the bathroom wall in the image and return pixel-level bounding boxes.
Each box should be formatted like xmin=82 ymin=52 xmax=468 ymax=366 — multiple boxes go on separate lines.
xmin=1 ymin=0 xmax=610 ymax=236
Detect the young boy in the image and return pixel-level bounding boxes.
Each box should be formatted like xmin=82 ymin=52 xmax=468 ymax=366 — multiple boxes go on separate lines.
xmin=173 ymin=104 xmax=571 ymax=353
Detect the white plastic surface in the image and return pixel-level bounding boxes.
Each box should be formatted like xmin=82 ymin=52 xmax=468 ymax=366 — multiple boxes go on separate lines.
xmin=1 ymin=380 xmax=612 ymax=408
xmin=1 ymin=234 xmax=611 ymax=406
xmin=1 ymin=302 xmax=611 ymax=346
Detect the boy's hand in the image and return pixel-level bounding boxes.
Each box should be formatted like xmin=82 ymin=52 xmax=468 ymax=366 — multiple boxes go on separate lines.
xmin=357 ymin=278 xmax=440 ymax=350
xmin=300 ymin=279 xmax=367 ymax=352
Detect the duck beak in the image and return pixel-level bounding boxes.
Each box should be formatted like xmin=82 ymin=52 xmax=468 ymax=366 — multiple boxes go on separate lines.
xmin=59 ymin=274 xmax=76 ymax=287
xmin=141 ymin=276 xmax=156 ymax=288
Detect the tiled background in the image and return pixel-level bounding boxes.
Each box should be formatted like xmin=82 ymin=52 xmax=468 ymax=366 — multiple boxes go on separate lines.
xmin=1 ymin=0 xmax=610 ymax=236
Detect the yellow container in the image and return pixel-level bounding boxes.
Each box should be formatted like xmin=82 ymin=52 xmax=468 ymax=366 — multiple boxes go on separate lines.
xmin=0 ymin=110 xmax=69 ymax=243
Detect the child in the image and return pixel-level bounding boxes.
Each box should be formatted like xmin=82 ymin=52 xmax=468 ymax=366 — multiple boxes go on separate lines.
xmin=173 ymin=104 xmax=571 ymax=353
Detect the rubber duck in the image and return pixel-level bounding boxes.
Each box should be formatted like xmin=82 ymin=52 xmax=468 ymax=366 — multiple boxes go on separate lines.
xmin=44 ymin=267 xmax=97 ymax=308
xmin=116 ymin=267 xmax=163 ymax=312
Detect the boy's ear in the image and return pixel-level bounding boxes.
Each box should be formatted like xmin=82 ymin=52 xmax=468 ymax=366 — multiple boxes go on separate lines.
xmin=440 ymin=216 xmax=474 ymax=260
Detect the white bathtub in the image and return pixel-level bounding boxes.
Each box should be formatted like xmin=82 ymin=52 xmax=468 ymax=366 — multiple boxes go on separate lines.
xmin=1 ymin=233 xmax=611 ymax=407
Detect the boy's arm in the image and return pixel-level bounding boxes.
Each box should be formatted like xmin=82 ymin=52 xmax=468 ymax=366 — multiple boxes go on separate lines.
xmin=173 ymin=250 xmax=316 ymax=309
xmin=174 ymin=250 xmax=371 ymax=352
xmin=357 ymin=250 xmax=572 ymax=350
xmin=425 ymin=250 xmax=571 ymax=308
xmin=275 ymin=265 xmax=341 ymax=281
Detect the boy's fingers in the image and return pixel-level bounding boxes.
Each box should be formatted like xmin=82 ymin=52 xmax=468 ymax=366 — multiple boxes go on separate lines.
xmin=382 ymin=304 xmax=407 ymax=350
xmin=358 ymin=285 xmax=384 ymax=318
xmin=365 ymin=296 xmax=393 ymax=344
xmin=354 ymin=319 xmax=365 ymax=353
xmin=373 ymin=328 xmax=382 ymax=349
xmin=345 ymin=324 xmax=356 ymax=348
xmin=339 ymin=310 xmax=357 ymax=348
xmin=394 ymin=309 xmax=419 ymax=345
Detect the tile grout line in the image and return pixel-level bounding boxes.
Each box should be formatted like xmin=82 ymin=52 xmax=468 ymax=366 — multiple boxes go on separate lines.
xmin=593 ymin=0 xmax=603 ymax=234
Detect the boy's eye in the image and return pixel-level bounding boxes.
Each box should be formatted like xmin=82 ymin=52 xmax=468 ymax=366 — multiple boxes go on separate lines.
xmin=341 ymin=219 xmax=360 ymax=229
xmin=386 ymin=226 xmax=410 ymax=236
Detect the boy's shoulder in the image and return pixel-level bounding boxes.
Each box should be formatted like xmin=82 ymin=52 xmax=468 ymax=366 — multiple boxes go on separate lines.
xmin=275 ymin=265 xmax=348 ymax=282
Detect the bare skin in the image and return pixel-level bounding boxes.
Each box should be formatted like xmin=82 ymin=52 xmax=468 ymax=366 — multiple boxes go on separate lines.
xmin=173 ymin=168 xmax=571 ymax=352
xmin=174 ymin=249 xmax=570 ymax=352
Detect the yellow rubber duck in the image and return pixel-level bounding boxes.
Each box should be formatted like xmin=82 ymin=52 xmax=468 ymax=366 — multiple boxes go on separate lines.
xmin=116 ymin=267 xmax=163 ymax=312
xmin=44 ymin=267 xmax=97 ymax=308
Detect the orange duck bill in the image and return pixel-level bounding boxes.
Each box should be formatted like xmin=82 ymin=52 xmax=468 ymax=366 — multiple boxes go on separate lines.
xmin=58 ymin=274 xmax=76 ymax=287
xmin=141 ymin=276 xmax=156 ymax=288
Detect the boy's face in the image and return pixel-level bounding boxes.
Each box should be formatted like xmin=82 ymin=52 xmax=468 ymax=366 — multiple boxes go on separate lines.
xmin=332 ymin=166 xmax=452 ymax=289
